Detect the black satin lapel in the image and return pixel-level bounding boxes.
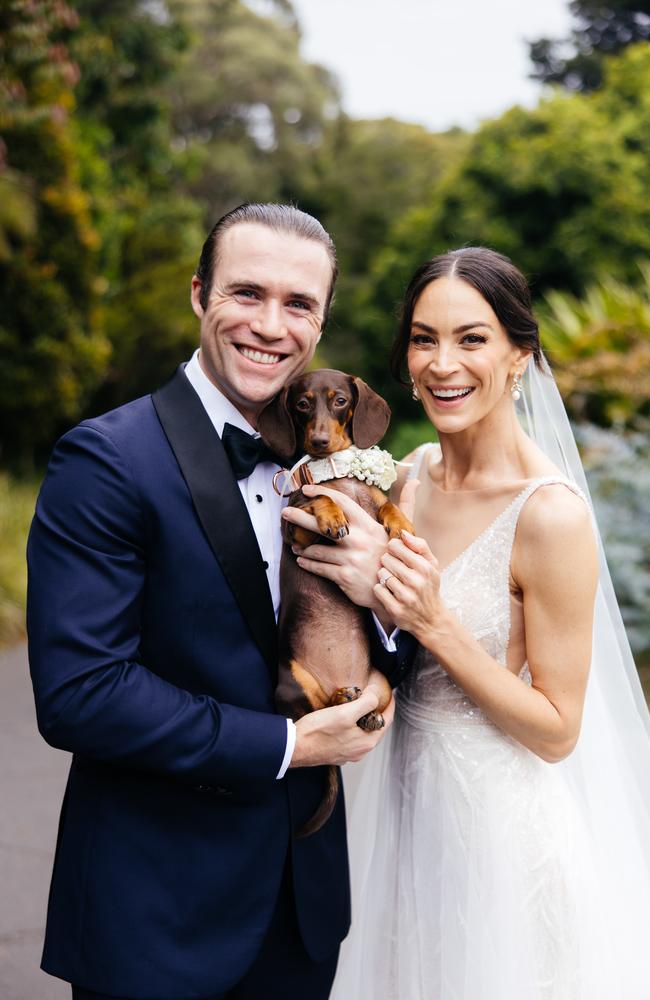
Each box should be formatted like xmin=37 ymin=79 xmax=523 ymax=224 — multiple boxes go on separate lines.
xmin=152 ymin=366 xmax=278 ymax=675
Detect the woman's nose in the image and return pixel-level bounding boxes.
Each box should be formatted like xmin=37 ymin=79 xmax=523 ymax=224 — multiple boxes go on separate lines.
xmin=429 ymin=344 xmax=459 ymax=375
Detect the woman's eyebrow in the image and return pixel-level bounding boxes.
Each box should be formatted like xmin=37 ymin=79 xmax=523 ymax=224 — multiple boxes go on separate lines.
xmin=410 ymin=320 xmax=494 ymax=333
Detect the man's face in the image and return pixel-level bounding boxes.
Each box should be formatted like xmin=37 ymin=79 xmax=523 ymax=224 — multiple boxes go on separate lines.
xmin=191 ymin=223 xmax=333 ymax=427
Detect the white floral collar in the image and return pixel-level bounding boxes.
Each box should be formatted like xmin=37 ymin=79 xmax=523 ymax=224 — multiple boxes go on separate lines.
xmin=273 ymin=445 xmax=397 ymax=497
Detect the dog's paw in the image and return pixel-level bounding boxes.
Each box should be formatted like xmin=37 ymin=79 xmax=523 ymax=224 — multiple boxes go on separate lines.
xmin=356 ymin=710 xmax=385 ymax=732
xmin=378 ymin=502 xmax=414 ymax=541
xmin=312 ymin=499 xmax=349 ymax=540
xmin=330 ymin=686 xmax=362 ymax=706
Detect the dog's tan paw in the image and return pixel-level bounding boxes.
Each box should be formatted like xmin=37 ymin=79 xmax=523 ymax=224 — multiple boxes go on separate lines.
xmin=330 ymin=686 xmax=362 ymax=706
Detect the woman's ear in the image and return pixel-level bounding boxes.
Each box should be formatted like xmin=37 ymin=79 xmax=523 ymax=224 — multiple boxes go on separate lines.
xmin=257 ymin=387 xmax=296 ymax=461
xmin=351 ymin=377 xmax=391 ymax=449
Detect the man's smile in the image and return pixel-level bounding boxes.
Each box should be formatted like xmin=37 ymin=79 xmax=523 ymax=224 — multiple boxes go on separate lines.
xmin=236 ymin=345 xmax=286 ymax=365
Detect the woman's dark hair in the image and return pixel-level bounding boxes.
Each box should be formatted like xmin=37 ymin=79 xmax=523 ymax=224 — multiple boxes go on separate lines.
xmin=195 ymin=203 xmax=338 ymax=326
xmin=390 ymin=247 xmax=543 ymax=384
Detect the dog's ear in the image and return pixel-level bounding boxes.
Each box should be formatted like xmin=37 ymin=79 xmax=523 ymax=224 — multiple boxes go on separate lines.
xmin=257 ymin=386 xmax=296 ymax=461
xmin=350 ymin=377 xmax=391 ymax=448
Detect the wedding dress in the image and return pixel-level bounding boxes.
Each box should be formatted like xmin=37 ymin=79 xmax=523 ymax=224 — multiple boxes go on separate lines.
xmin=331 ymin=366 xmax=650 ymax=999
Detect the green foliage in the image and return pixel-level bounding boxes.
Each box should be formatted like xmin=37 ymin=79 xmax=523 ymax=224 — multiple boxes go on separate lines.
xmin=540 ymin=264 xmax=650 ymax=425
xmin=0 ymin=0 xmax=110 ymax=461
xmin=384 ymin=419 xmax=438 ymax=462
xmin=0 ymin=472 xmax=37 ymax=647
xmin=317 ymin=120 xmax=468 ymax=385
xmin=166 ymin=0 xmax=341 ymax=221
xmin=529 ymin=1 xmax=650 ymax=91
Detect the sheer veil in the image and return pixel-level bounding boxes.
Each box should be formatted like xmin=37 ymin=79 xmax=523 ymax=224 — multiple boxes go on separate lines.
xmin=334 ymin=357 xmax=650 ymax=997
xmin=519 ymin=357 xmax=650 ymax=980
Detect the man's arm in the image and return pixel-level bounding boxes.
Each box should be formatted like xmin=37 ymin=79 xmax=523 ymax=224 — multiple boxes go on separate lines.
xmin=27 ymin=424 xmax=288 ymax=785
xmin=366 ymin=611 xmax=417 ymax=688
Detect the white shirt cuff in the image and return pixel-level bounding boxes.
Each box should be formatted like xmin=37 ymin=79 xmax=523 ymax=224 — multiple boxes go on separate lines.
xmin=276 ymin=718 xmax=297 ymax=779
xmin=371 ymin=611 xmax=400 ymax=653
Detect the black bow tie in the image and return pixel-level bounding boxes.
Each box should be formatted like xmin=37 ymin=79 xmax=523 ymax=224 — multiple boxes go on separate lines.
xmin=221 ymin=422 xmax=284 ymax=480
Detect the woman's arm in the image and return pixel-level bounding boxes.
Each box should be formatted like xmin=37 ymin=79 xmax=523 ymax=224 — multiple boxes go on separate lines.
xmin=375 ymin=485 xmax=598 ymax=762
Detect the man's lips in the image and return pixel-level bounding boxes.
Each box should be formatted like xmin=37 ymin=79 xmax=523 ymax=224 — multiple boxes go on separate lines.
xmin=236 ymin=345 xmax=286 ymax=365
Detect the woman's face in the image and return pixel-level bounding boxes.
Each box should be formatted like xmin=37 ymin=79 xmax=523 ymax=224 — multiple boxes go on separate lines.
xmin=407 ymin=276 xmax=528 ymax=435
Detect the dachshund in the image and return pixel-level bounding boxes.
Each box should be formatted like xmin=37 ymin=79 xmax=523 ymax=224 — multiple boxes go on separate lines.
xmin=258 ymin=368 xmax=413 ymax=835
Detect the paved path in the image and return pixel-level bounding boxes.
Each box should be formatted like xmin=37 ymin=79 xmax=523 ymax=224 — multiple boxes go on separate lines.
xmin=0 ymin=644 xmax=70 ymax=1000
xmin=1 ymin=641 xmax=647 ymax=1000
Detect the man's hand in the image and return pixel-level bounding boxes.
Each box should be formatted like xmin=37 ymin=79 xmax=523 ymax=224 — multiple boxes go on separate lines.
xmin=290 ymin=684 xmax=395 ymax=768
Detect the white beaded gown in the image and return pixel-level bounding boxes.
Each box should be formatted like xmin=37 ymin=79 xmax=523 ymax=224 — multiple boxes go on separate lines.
xmin=331 ymin=462 xmax=648 ymax=1000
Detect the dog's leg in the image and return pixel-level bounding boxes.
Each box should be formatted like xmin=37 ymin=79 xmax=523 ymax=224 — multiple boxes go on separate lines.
xmin=370 ymin=488 xmax=414 ymax=540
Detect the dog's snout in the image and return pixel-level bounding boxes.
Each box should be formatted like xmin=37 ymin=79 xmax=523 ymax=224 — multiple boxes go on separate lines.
xmin=310 ymin=431 xmax=331 ymax=450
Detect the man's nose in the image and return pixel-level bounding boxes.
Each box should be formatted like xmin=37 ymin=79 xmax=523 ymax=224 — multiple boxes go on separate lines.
xmin=249 ymin=300 xmax=287 ymax=340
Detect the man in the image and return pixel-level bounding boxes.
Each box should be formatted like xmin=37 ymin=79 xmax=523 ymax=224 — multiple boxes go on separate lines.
xmin=27 ymin=203 xmax=413 ymax=1000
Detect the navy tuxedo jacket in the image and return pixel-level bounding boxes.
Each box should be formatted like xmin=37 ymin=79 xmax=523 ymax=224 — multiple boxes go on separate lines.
xmin=27 ymin=367 xmax=413 ymax=998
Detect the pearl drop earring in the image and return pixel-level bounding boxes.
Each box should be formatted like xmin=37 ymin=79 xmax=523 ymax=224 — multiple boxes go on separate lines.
xmin=411 ymin=378 xmax=420 ymax=401
xmin=511 ymin=371 xmax=522 ymax=402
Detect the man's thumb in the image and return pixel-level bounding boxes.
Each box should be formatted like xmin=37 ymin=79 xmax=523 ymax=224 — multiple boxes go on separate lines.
xmin=352 ymin=685 xmax=380 ymax=721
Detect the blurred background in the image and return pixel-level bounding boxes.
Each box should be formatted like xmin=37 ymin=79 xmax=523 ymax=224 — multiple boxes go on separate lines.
xmin=1 ymin=0 xmax=649 ymax=682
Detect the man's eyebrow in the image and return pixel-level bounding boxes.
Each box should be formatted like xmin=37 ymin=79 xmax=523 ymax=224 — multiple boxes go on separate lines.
xmin=224 ymin=281 xmax=320 ymax=307
xmin=223 ymin=280 xmax=265 ymax=294
xmin=410 ymin=321 xmax=493 ymax=333
xmin=287 ymin=291 xmax=320 ymax=308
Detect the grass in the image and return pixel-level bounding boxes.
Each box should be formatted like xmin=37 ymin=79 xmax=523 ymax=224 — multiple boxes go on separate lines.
xmin=0 ymin=473 xmax=38 ymax=648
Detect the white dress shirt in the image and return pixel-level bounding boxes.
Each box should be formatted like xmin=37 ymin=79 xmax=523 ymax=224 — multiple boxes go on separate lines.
xmin=184 ymin=349 xmax=397 ymax=779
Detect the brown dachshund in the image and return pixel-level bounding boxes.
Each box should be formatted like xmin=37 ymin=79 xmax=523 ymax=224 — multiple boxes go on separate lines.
xmin=258 ymin=369 xmax=413 ymax=835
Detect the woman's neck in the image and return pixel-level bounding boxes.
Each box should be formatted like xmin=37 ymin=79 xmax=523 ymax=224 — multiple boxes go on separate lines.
xmin=435 ymin=408 xmax=534 ymax=491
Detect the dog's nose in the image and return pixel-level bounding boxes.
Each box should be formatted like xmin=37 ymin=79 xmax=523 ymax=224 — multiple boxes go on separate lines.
xmin=310 ymin=432 xmax=330 ymax=450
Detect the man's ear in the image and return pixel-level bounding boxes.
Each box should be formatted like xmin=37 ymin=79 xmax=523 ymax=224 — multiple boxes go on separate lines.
xmin=351 ymin=377 xmax=391 ymax=449
xmin=191 ymin=276 xmax=204 ymax=319
xmin=257 ymin=387 xmax=296 ymax=461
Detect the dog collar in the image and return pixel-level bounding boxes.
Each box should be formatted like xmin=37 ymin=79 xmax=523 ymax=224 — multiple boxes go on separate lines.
xmin=273 ymin=445 xmax=397 ymax=497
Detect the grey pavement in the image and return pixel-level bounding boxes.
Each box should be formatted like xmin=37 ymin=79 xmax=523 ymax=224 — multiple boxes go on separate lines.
xmin=0 ymin=643 xmax=70 ymax=1000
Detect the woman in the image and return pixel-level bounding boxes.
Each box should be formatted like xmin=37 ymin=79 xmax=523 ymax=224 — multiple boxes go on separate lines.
xmin=286 ymin=248 xmax=650 ymax=999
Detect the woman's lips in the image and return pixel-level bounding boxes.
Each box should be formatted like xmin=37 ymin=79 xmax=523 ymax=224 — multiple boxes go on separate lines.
xmin=426 ymin=386 xmax=476 ymax=409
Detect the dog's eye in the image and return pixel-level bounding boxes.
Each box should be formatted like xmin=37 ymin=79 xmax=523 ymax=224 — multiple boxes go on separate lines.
xmin=296 ymin=399 xmax=311 ymax=411
xmin=334 ymin=396 xmax=348 ymax=407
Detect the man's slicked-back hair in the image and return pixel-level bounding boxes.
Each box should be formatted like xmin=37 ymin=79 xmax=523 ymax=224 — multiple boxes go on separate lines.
xmin=195 ymin=203 xmax=338 ymax=326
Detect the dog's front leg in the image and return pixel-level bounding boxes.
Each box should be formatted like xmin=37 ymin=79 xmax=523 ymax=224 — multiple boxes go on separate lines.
xmin=367 ymin=487 xmax=414 ymax=540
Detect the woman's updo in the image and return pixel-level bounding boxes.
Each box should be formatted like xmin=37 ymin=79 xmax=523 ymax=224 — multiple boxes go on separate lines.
xmin=390 ymin=247 xmax=544 ymax=384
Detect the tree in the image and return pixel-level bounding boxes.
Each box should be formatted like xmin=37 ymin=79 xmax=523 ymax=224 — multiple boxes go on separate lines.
xmin=165 ymin=0 xmax=341 ymax=222
xmin=0 ymin=0 xmax=109 ymax=463
xmin=312 ymin=118 xmax=468 ymax=376
xmin=529 ymin=1 xmax=650 ymax=91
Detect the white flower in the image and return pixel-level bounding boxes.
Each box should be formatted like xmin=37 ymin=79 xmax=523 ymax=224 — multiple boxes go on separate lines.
xmin=347 ymin=446 xmax=397 ymax=492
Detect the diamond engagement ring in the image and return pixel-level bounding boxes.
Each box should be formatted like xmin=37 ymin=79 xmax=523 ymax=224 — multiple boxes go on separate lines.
xmin=378 ymin=569 xmax=394 ymax=587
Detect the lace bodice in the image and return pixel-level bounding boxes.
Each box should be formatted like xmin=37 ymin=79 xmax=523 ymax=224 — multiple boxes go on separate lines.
xmin=398 ymin=450 xmax=587 ymax=730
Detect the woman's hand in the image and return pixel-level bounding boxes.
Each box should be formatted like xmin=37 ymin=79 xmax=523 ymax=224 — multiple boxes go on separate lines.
xmin=281 ymin=479 xmax=420 ymax=613
xmin=373 ymin=531 xmax=447 ymax=642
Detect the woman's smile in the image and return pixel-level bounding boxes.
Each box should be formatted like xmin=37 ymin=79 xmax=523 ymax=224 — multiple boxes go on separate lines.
xmin=427 ymin=385 xmax=476 ymax=408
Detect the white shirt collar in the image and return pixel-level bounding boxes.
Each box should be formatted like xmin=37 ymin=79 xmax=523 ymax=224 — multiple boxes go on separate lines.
xmin=184 ymin=349 xmax=258 ymax=438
